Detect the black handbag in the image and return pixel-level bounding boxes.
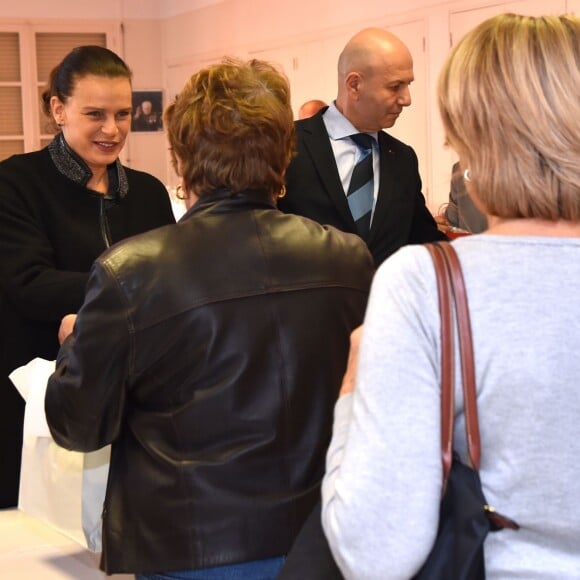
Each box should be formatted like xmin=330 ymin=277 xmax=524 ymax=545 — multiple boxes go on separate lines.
xmin=279 ymin=242 xmax=518 ymax=580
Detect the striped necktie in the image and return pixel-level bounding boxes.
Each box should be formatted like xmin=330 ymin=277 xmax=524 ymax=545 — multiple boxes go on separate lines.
xmin=347 ymin=133 xmax=374 ymax=239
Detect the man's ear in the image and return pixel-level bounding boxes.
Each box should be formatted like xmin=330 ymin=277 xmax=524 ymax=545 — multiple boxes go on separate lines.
xmin=345 ymin=72 xmax=362 ymax=99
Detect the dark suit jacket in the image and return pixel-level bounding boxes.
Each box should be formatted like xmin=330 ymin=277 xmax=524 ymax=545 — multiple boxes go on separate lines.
xmin=280 ymin=109 xmax=446 ymax=266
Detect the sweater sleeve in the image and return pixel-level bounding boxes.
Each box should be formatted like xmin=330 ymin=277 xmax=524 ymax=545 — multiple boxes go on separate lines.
xmin=321 ymin=246 xmax=444 ymax=579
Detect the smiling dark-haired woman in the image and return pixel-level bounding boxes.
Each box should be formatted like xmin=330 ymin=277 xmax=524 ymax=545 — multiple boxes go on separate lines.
xmin=0 ymin=45 xmax=175 ymax=508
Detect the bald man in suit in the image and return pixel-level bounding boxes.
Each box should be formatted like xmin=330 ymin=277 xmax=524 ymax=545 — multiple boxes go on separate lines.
xmin=280 ymin=28 xmax=445 ymax=267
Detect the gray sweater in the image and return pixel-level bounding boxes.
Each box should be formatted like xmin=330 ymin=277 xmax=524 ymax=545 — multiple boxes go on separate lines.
xmin=322 ymin=235 xmax=580 ymax=579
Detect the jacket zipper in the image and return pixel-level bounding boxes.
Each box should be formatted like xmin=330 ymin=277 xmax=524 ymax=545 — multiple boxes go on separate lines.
xmin=99 ymin=197 xmax=113 ymax=249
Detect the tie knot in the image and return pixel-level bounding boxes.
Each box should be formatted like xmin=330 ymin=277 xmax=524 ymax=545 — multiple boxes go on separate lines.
xmin=350 ymin=133 xmax=374 ymax=151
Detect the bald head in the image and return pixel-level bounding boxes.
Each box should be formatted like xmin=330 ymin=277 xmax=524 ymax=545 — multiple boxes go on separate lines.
xmin=338 ymin=28 xmax=411 ymax=80
xmin=336 ymin=27 xmax=414 ymax=132
xmin=298 ymin=99 xmax=327 ymax=119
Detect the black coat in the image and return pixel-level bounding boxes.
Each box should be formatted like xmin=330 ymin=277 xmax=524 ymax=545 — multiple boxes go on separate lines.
xmin=46 ymin=191 xmax=373 ymax=574
xmin=280 ymin=109 xmax=446 ymax=267
xmin=0 ymin=142 xmax=175 ymax=508
xmin=0 ymin=145 xmax=176 ymax=372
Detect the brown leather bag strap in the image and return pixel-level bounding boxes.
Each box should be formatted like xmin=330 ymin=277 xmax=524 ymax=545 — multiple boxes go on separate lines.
xmin=426 ymin=242 xmax=481 ymax=484
xmin=425 ymin=243 xmax=455 ymax=487
xmin=438 ymin=242 xmax=481 ymax=470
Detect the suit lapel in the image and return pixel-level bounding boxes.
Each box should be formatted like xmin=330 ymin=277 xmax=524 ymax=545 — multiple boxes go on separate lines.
xmin=301 ymin=115 xmax=356 ymax=229
xmin=368 ymin=131 xmax=403 ymax=245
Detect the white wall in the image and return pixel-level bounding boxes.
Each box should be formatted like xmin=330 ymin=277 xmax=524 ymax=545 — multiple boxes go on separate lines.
xmin=0 ymin=0 xmax=160 ymax=19
xmin=122 ymin=18 xmax=168 ymax=185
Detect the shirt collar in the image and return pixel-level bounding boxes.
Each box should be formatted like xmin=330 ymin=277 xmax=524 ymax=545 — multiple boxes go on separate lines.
xmin=323 ymin=102 xmax=377 ymax=144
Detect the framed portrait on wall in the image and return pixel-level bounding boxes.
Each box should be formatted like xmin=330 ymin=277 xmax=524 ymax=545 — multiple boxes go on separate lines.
xmin=132 ymin=90 xmax=163 ymax=132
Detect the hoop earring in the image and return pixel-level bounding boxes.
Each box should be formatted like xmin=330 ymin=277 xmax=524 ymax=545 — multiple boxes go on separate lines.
xmin=176 ymin=184 xmax=186 ymax=200
xmin=278 ymin=185 xmax=287 ymax=199
xmin=463 ymin=169 xmax=471 ymax=182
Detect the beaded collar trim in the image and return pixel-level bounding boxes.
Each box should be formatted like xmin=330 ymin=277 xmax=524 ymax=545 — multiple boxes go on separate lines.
xmin=48 ymin=132 xmax=128 ymax=200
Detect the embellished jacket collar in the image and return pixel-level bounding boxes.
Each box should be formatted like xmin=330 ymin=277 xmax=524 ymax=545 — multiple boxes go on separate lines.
xmin=48 ymin=132 xmax=128 ymax=200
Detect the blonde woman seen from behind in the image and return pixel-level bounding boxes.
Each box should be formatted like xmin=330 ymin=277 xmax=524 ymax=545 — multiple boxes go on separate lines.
xmin=322 ymin=14 xmax=580 ymax=579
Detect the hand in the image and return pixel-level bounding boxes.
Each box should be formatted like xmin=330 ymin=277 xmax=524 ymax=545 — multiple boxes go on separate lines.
xmin=434 ymin=214 xmax=454 ymax=234
xmin=339 ymin=325 xmax=363 ymax=397
xmin=58 ymin=314 xmax=77 ymax=345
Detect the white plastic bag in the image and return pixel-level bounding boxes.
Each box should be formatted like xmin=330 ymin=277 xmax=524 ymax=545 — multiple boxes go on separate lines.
xmin=10 ymin=358 xmax=110 ymax=552
xmin=18 ymin=434 xmax=87 ymax=546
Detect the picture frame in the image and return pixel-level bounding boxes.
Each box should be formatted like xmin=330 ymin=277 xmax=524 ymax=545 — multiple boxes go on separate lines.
xmin=131 ymin=90 xmax=164 ymax=132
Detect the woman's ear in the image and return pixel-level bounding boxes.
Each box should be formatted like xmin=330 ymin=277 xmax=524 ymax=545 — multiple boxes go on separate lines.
xmin=50 ymin=96 xmax=65 ymax=126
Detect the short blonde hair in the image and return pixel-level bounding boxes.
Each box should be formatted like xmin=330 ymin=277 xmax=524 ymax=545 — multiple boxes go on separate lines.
xmin=438 ymin=14 xmax=580 ymax=220
xmin=164 ymin=58 xmax=295 ymax=199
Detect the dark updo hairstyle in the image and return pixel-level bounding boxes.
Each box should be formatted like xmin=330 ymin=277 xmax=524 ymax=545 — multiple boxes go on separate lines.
xmin=41 ymin=45 xmax=132 ymax=131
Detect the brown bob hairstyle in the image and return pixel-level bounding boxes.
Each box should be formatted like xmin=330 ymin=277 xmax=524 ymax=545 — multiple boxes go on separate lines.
xmin=164 ymin=57 xmax=295 ymax=200
xmin=438 ymin=14 xmax=580 ymax=221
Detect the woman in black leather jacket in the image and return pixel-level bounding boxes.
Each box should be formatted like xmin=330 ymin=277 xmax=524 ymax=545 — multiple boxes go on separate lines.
xmin=45 ymin=58 xmax=374 ymax=578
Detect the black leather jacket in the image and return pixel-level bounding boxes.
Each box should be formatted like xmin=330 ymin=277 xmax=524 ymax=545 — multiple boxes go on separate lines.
xmin=46 ymin=190 xmax=374 ymax=574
